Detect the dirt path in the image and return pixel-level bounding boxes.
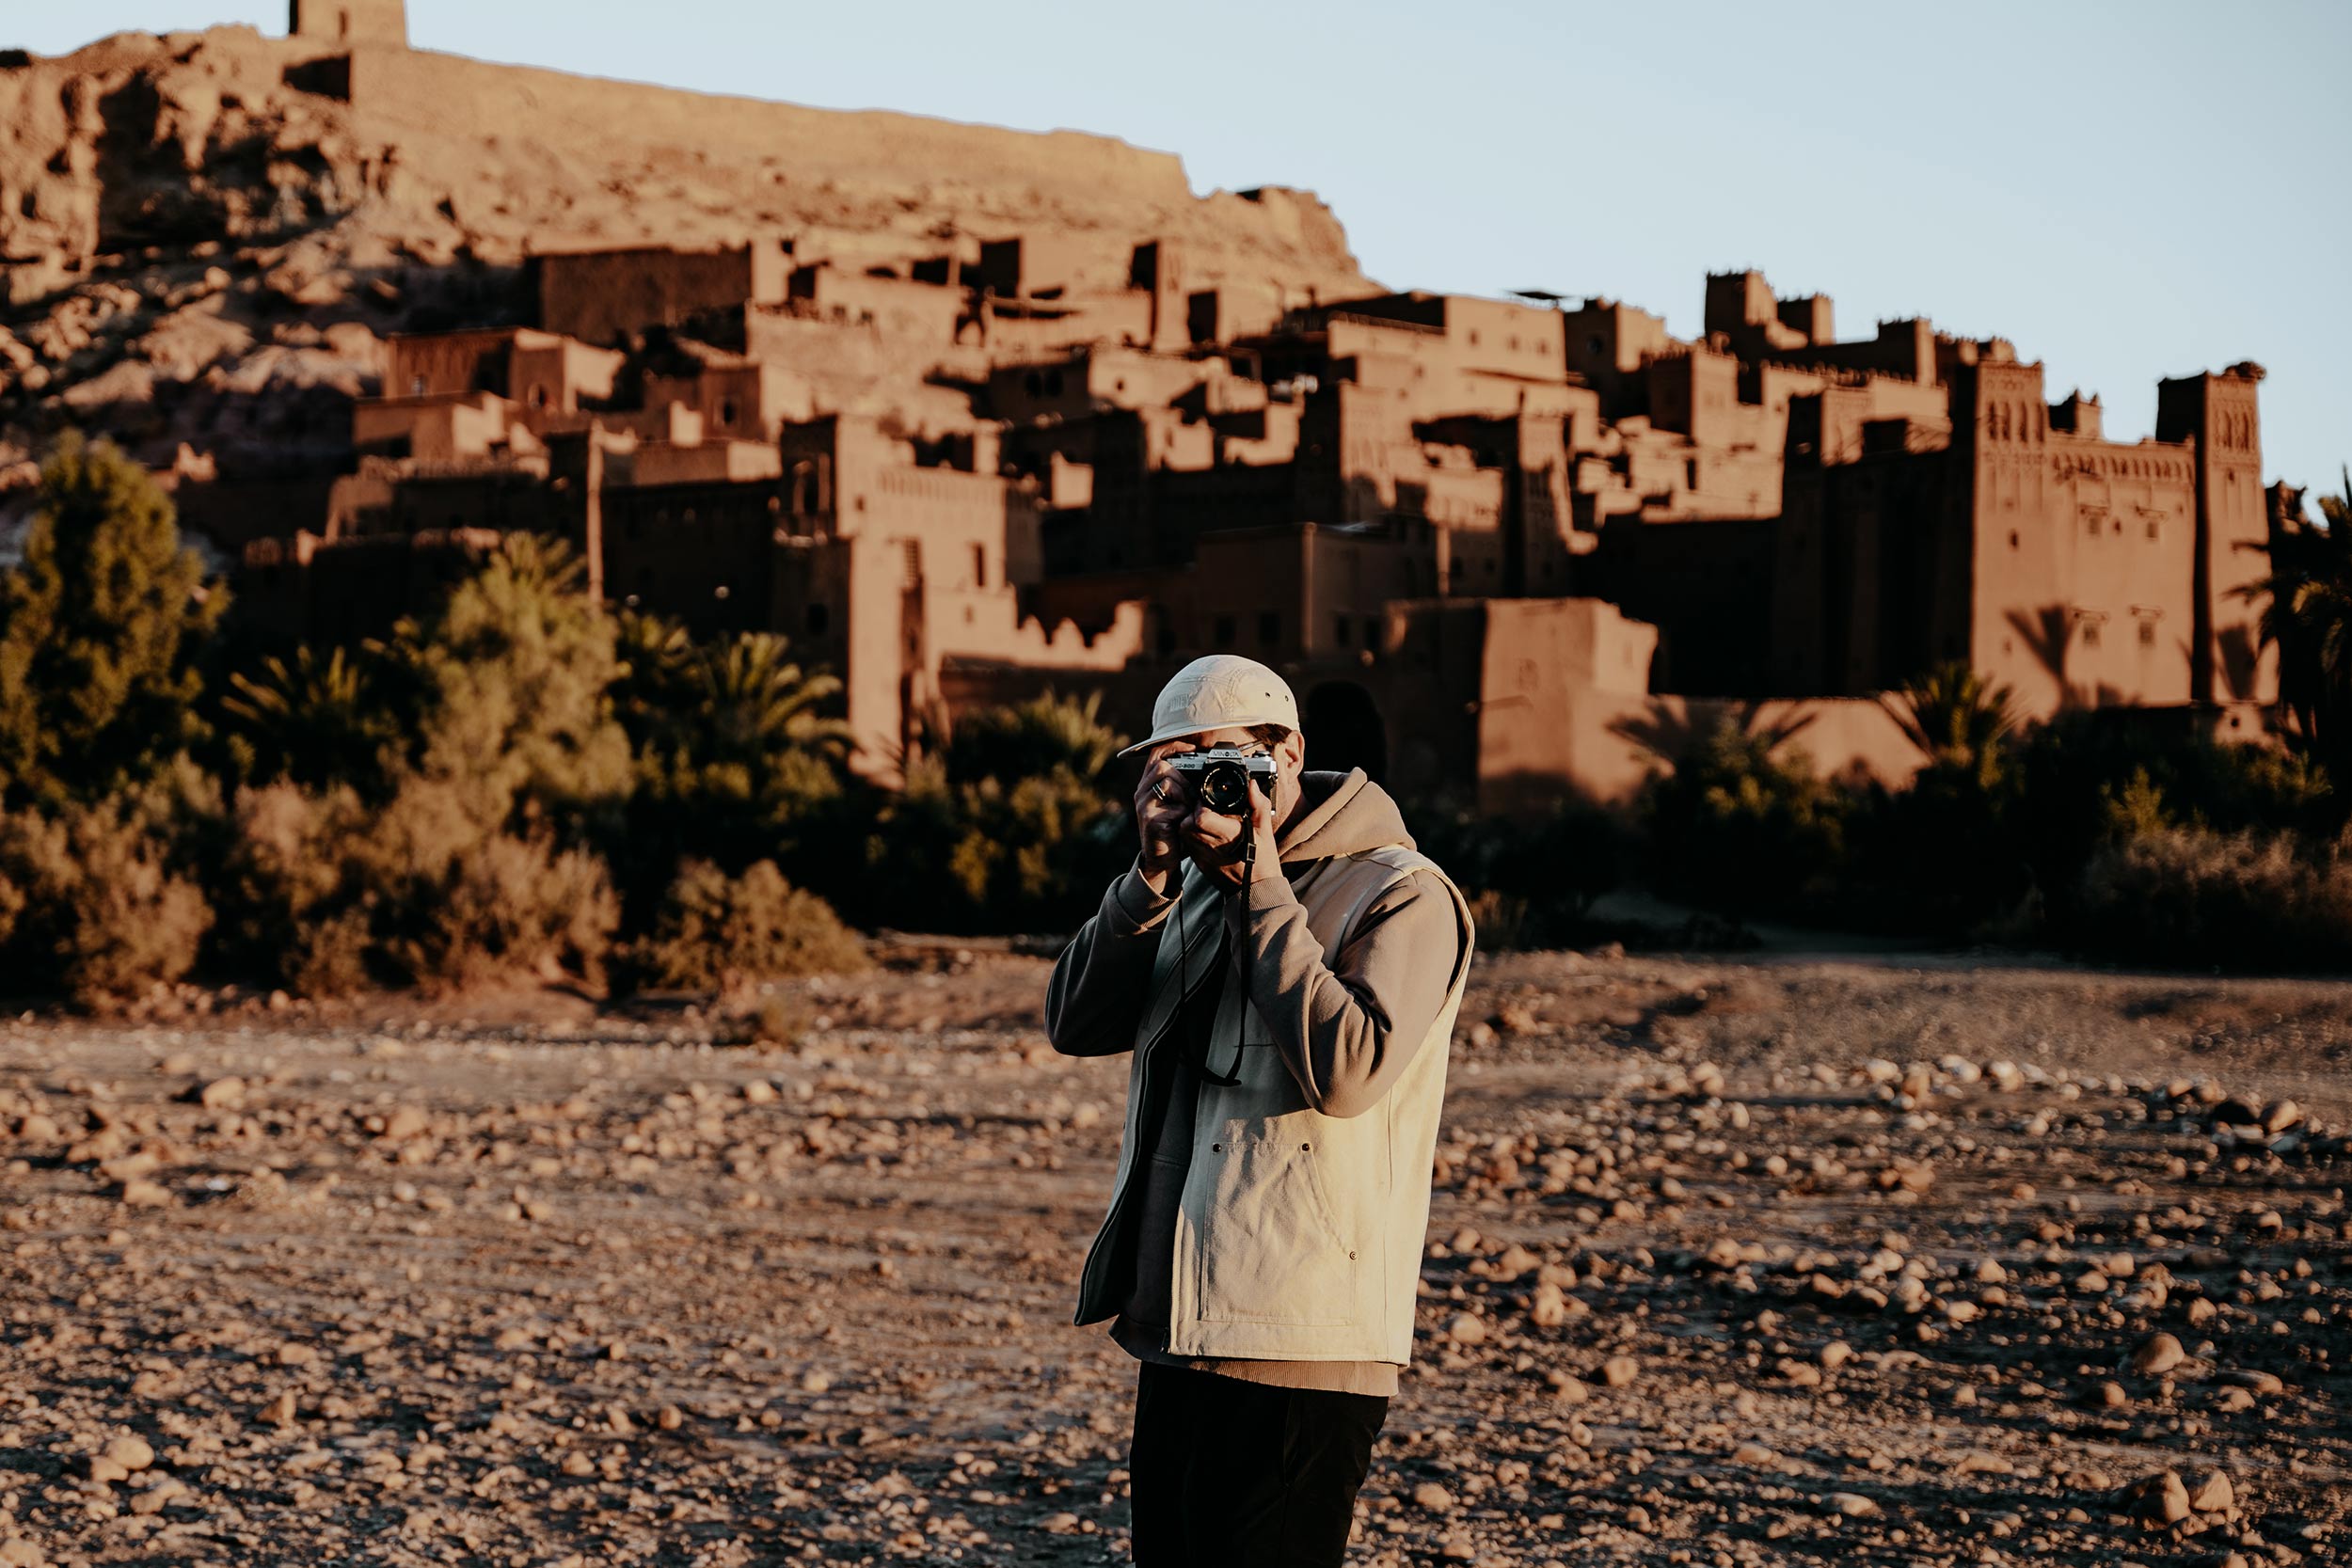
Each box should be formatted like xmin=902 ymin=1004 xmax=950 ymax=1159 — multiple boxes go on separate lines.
xmin=0 ymin=950 xmax=2345 ymax=1566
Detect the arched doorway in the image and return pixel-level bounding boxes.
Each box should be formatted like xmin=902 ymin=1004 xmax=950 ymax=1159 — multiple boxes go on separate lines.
xmin=1303 ymin=681 xmax=1389 ymax=783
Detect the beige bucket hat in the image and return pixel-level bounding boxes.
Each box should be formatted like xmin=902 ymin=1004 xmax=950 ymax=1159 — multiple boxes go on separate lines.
xmin=1118 ymin=655 xmax=1300 ymax=757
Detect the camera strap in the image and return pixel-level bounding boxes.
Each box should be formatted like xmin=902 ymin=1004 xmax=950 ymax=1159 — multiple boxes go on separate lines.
xmin=1191 ymin=829 xmax=1269 ymax=1088
xmin=1153 ymin=770 xmax=1275 ymax=1088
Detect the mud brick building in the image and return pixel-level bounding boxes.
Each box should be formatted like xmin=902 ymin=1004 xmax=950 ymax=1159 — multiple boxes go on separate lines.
xmin=192 ymin=7 xmax=2282 ymax=805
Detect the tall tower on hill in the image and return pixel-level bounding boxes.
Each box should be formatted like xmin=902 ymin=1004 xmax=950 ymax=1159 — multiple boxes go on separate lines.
xmin=289 ymin=0 xmax=408 ymax=47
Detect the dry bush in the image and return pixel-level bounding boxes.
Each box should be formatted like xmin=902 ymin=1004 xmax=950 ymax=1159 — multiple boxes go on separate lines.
xmin=366 ymin=777 xmax=618 ymax=990
xmin=2072 ymin=823 xmax=2352 ymax=969
xmin=618 ymin=859 xmax=866 ymax=992
xmin=217 ymin=776 xmax=618 ymax=996
xmin=217 ymin=783 xmax=374 ymax=996
xmin=710 ymin=993 xmax=812 ymax=1050
xmin=0 ymin=797 xmax=211 ymax=1006
xmin=1462 ymin=889 xmax=1536 ymax=953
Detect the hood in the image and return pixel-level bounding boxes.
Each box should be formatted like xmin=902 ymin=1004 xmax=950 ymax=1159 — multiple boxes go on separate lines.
xmin=1277 ymin=769 xmax=1415 ymax=864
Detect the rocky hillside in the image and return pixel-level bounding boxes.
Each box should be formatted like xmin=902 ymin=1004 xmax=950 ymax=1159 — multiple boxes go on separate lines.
xmin=0 ymin=24 xmax=1367 ymax=503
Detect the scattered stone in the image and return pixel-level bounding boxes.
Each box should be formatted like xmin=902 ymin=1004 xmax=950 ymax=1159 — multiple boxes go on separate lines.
xmin=2186 ymin=1470 xmax=2234 ymax=1513
xmin=2122 ymin=1470 xmax=2191 ymax=1528
xmin=1546 ymin=1371 xmax=1589 ymax=1404
xmin=1600 ymin=1354 xmax=1639 ymax=1389
xmin=100 ymin=1433 xmax=154 ymax=1475
xmin=127 ymin=1474 xmax=187 ymax=1514
xmin=96 ymin=1151 xmax=161 ymax=1184
xmin=1412 ymin=1481 xmax=1455 ymax=1513
xmin=378 ymin=1106 xmax=430 ymax=1142
xmin=2130 ymin=1333 xmax=2185 ymax=1377
xmin=1493 ymin=1243 xmax=1540 ymax=1279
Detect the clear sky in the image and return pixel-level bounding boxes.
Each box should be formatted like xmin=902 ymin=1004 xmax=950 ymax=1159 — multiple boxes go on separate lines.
xmin=23 ymin=1 xmax=2352 ymax=504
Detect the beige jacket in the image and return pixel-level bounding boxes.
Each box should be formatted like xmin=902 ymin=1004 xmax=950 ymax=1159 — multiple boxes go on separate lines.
xmin=1046 ymin=770 xmax=1473 ymax=1366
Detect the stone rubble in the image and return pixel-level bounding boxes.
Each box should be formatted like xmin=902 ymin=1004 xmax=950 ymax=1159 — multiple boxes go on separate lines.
xmin=0 ymin=949 xmax=2344 ymax=1565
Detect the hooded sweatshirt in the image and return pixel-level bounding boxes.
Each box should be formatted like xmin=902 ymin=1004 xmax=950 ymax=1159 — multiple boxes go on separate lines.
xmin=1045 ymin=769 xmax=1466 ymax=1395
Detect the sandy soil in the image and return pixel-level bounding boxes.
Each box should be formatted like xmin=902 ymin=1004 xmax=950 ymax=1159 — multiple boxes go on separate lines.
xmin=0 ymin=946 xmax=2346 ymax=1566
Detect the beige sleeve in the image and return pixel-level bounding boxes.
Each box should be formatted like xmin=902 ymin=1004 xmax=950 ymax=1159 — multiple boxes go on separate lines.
xmin=1227 ymin=869 xmax=1465 ymax=1117
xmin=1043 ymin=863 xmax=1177 ymax=1058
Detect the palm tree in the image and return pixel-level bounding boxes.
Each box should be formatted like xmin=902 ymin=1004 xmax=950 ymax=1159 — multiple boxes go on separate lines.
xmin=222 ymin=644 xmax=389 ymax=789
xmin=696 ymin=632 xmax=853 ymax=775
xmin=2246 ymin=470 xmax=2352 ymax=766
xmin=1608 ymin=697 xmax=1818 ymax=776
xmin=612 ymin=609 xmax=699 ymax=753
xmin=941 ymin=689 xmax=1125 ymax=788
xmin=1882 ymin=662 xmax=2021 ymax=790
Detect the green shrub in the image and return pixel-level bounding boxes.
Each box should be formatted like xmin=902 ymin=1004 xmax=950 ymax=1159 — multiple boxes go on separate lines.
xmin=798 ymin=692 xmax=1131 ymax=935
xmin=1842 ymin=762 xmax=2027 ymax=936
xmin=1414 ymin=798 xmax=1630 ymax=949
xmin=604 ymin=616 xmax=852 ymax=927
xmin=2071 ymin=823 xmax=2352 ymax=970
xmin=0 ymin=794 xmax=213 ymax=1006
xmin=939 ymin=689 xmax=1122 ymax=789
xmin=616 ymin=859 xmax=866 ymax=992
xmin=1642 ymin=719 xmax=1849 ymax=918
xmin=0 ymin=434 xmax=223 ymax=806
xmin=2010 ymin=714 xmax=2337 ymax=921
xmin=392 ymin=533 xmax=632 ymax=827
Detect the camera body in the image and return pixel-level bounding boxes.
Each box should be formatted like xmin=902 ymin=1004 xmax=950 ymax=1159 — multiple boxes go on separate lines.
xmin=1169 ymin=747 xmax=1278 ymax=816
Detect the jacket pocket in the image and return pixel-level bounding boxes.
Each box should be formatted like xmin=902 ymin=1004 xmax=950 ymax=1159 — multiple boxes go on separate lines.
xmin=1193 ymin=1130 xmax=1360 ymax=1327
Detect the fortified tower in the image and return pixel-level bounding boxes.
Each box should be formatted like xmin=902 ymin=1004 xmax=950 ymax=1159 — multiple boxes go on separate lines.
xmin=289 ymin=0 xmax=408 ymax=47
xmin=2155 ymin=363 xmax=2275 ymax=706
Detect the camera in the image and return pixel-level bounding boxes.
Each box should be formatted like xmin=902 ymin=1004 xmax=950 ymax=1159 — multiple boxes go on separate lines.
xmin=1170 ymin=748 xmax=1278 ymax=816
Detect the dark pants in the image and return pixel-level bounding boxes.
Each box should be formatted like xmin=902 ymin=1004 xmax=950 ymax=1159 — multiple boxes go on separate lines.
xmin=1128 ymin=1363 xmax=1389 ymax=1567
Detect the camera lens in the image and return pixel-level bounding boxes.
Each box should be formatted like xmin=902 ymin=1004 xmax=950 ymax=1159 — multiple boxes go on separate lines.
xmin=1198 ymin=760 xmax=1250 ymax=816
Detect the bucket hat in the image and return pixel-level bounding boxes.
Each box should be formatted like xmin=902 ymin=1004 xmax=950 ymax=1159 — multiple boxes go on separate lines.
xmin=1117 ymin=655 xmax=1299 ymax=757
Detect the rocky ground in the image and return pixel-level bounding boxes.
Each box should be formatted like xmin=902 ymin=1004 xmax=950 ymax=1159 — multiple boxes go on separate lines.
xmin=0 ymin=945 xmax=2347 ymax=1567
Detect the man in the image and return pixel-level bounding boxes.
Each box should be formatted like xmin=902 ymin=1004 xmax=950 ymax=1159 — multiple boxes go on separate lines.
xmin=1045 ymin=655 xmax=1474 ymax=1566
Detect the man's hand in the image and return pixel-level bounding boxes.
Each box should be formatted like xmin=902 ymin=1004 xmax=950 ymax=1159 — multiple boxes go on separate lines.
xmin=1134 ymin=749 xmax=1189 ymax=900
xmin=1182 ymin=776 xmax=1281 ymax=895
